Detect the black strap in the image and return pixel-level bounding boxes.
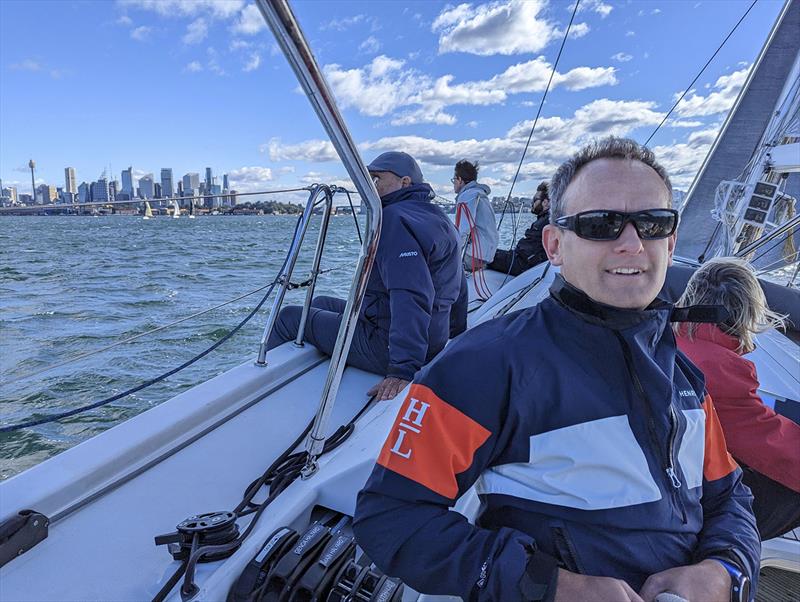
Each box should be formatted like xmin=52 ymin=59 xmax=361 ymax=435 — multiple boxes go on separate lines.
xmin=288 ymin=533 xmax=355 ymax=601
xmin=228 ymin=527 xmax=298 ymax=602
xmin=260 ymin=522 xmax=331 ymax=601
xmin=670 ymin=304 xmax=729 ymax=324
xmin=519 ymin=545 xmax=560 ymax=602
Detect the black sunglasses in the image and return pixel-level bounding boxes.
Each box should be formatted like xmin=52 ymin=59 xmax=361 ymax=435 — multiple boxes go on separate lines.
xmin=554 ymin=209 xmax=679 ymax=241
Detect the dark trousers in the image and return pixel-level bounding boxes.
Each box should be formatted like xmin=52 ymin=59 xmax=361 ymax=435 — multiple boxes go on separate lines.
xmin=742 ymin=466 xmax=800 ymax=540
xmin=267 ymin=296 xmax=390 ymax=376
xmin=487 ymin=249 xmax=529 ymax=276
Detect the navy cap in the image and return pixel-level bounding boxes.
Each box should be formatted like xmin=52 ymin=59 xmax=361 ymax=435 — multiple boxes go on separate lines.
xmin=367 ymin=151 xmax=424 ymax=184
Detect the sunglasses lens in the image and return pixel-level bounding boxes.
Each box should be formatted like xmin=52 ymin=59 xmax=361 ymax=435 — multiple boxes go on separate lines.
xmin=575 ymin=211 xmax=625 ymax=240
xmin=633 ymin=210 xmax=677 ymax=239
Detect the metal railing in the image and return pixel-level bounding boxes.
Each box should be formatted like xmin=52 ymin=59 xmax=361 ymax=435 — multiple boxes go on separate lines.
xmin=257 ymin=0 xmax=383 ymax=478
xmin=255 ymin=184 xmax=334 ymax=365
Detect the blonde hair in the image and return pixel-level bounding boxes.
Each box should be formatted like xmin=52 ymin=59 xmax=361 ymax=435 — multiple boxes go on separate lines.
xmin=676 ymin=257 xmax=786 ymax=354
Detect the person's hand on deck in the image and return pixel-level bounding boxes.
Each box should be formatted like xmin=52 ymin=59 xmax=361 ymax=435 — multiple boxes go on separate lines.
xmin=639 ymin=560 xmax=730 ymax=602
xmin=367 ymin=376 xmax=410 ymax=401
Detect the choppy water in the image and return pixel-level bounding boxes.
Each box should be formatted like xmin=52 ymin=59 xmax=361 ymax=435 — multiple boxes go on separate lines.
xmin=0 ymin=212 xmax=533 ymax=479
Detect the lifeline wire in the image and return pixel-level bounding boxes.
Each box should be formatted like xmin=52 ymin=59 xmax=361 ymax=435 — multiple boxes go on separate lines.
xmin=642 ymin=0 xmax=758 ymax=146
xmin=496 ymin=0 xmax=579 ymax=233
xmin=0 ymin=215 xmax=304 ymax=434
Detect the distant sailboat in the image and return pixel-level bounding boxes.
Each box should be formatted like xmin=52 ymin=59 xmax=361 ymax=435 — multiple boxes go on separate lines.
xmin=143 ymin=201 xmax=153 ymax=220
xmin=188 ymin=200 xmax=196 ymax=219
xmin=171 ymin=199 xmax=181 ymax=219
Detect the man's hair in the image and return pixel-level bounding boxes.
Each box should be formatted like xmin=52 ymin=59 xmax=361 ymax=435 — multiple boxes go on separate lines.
xmin=536 ymin=181 xmax=549 ymax=198
xmin=549 ymin=136 xmax=672 ymax=223
xmin=455 ymin=160 xmax=479 ymax=183
xmin=675 ymin=257 xmax=786 ymax=354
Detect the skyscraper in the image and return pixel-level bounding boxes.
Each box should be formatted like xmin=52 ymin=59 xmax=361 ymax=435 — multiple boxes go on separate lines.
xmin=121 ymin=167 xmax=135 ymax=198
xmin=36 ymin=184 xmax=57 ymax=204
xmin=90 ymin=179 xmax=110 ymax=202
xmin=160 ymin=168 xmax=174 ymax=198
xmin=64 ymin=167 xmax=77 ymax=194
xmin=205 ymin=167 xmax=213 ymax=190
xmin=139 ymin=174 xmax=154 ymax=199
xmin=223 ymin=173 xmax=229 ymax=191
xmin=78 ymin=182 xmax=89 ymax=202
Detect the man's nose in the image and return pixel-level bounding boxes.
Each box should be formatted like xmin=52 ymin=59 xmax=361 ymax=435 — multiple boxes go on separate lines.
xmin=614 ymin=222 xmax=644 ymax=253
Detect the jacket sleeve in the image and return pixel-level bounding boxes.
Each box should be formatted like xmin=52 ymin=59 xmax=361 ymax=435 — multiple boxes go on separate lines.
xmin=693 ymin=394 xmax=761 ymax=586
xmin=353 ymin=332 xmax=537 ymax=600
xmin=376 ymin=214 xmax=434 ymax=380
xmin=706 ymin=357 xmax=800 ymax=492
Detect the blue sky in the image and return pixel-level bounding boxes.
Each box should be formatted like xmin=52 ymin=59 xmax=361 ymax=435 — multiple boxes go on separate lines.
xmin=0 ymin=0 xmax=786 ymax=203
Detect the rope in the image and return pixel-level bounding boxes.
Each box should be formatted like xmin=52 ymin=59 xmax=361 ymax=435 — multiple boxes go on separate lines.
xmin=497 ymin=0 xmax=579 ymax=230
xmin=1 ymin=215 xmax=304 ymax=434
xmin=643 ymin=0 xmax=757 ymax=147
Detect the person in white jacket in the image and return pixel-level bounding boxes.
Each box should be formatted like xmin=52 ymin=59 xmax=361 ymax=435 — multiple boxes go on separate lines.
xmin=453 ymin=160 xmax=498 ymax=271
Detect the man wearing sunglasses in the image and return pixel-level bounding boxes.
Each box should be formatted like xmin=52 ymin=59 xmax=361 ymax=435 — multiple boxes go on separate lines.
xmin=354 ymin=137 xmax=759 ymax=602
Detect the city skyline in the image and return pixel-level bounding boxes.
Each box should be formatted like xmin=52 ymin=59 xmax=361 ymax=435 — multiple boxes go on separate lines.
xmin=0 ymin=0 xmax=787 ymax=202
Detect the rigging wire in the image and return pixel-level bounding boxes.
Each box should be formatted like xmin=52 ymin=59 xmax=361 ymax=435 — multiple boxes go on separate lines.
xmin=497 ymin=0 xmax=580 ymax=233
xmin=642 ymin=0 xmax=758 ymax=147
xmin=0 ymin=215 xmax=305 ymax=434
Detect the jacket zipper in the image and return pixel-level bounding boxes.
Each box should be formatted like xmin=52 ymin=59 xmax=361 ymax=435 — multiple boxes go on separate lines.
xmin=614 ymin=332 xmax=687 ymax=523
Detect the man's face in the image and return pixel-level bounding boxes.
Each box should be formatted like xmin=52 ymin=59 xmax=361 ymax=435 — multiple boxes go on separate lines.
xmin=452 ymin=174 xmax=464 ymax=194
xmin=532 ymin=191 xmax=548 ymax=215
xmin=370 ymin=171 xmax=409 ymax=198
xmin=542 ymin=158 xmax=676 ymax=310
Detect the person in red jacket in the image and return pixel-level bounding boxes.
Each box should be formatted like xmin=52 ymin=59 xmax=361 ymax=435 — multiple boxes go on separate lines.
xmin=675 ymin=256 xmax=800 ymax=540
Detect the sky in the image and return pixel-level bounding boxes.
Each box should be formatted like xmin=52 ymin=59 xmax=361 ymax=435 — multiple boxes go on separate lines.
xmin=0 ymin=0 xmax=787 ymax=204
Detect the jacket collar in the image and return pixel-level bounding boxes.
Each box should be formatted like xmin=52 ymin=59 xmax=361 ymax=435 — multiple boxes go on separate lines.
xmin=381 ymin=183 xmax=434 ymax=207
xmin=681 ymin=322 xmax=742 ymax=353
xmin=549 ymin=274 xmax=669 ymax=330
xmin=549 ymin=275 xmax=728 ymax=330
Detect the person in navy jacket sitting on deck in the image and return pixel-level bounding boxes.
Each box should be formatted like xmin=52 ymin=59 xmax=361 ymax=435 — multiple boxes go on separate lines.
xmin=354 ymin=137 xmax=760 ymax=602
xmin=268 ymin=151 xmax=464 ymax=401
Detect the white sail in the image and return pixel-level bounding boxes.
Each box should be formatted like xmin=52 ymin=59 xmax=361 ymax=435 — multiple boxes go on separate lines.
xmin=143 ymin=201 xmax=153 ymax=220
xmin=677 ymin=0 xmax=800 ymax=269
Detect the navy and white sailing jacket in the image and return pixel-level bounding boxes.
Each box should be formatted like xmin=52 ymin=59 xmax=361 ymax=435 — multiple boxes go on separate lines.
xmin=361 ymin=183 xmax=464 ymax=381
xmin=354 ymin=276 xmax=760 ymax=600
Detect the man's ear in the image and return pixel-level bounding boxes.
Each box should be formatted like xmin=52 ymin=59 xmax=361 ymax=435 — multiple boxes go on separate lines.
xmin=401 ymin=176 xmax=412 ymax=188
xmin=542 ymin=224 xmax=563 ymax=266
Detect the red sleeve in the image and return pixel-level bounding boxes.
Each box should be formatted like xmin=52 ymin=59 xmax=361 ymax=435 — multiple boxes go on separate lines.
xmin=705 ymin=356 xmax=800 ymax=493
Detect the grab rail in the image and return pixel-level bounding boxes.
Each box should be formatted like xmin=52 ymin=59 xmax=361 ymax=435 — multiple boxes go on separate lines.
xmin=257 ymin=0 xmax=382 ymax=478
xmin=255 ymin=184 xmax=333 ymax=365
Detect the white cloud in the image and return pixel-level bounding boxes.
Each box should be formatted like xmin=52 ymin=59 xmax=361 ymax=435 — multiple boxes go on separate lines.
xmin=611 ymin=52 xmax=633 ymax=62
xmin=207 ymin=46 xmax=226 ymax=76
xmin=231 ymin=4 xmax=266 ymax=35
xmin=130 ymin=26 xmax=152 ymax=41
xmin=433 ymin=0 xmax=559 ymax=56
xmin=626 ymin=30 xmax=635 ymax=37
xmin=118 ymin=0 xmax=245 ymax=19
xmin=652 ymin=8 xmax=662 ymax=15
xmin=675 ymin=66 xmax=749 ymax=117
xmin=185 ymin=60 xmax=203 ymax=72
xmin=264 ymin=138 xmax=338 ymax=162
xmin=321 ymin=54 xmax=616 ymax=125
xmin=590 ymin=0 xmax=613 ymax=17
xmin=243 ymin=52 xmax=261 ymax=72
xmin=182 ymin=18 xmax=208 ymax=44
xmin=320 ymin=14 xmax=366 ymax=31
xmin=10 ymin=59 xmax=41 ymax=71
xmin=117 ymin=15 xmax=133 ymax=26
xmin=358 ymin=36 xmax=381 ymax=55
xmin=227 ymin=166 xmax=273 ymax=193
xmin=567 ymin=22 xmax=590 ymax=38
xmin=229 ymin=39 xmax=251 ymax=51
